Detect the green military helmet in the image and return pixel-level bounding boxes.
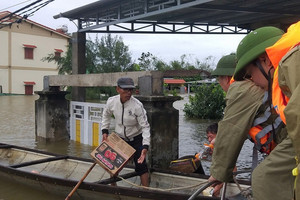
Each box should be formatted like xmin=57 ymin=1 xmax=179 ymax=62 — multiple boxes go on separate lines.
xmin=234 ymin=26 xmax=284 ymax=81
xmin=211 ymin=53 xmax=236 ymax=76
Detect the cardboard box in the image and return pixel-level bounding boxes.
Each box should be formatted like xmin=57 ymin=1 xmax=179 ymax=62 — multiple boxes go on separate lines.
xmin=91 ymin=132 xmax=136 ymax=176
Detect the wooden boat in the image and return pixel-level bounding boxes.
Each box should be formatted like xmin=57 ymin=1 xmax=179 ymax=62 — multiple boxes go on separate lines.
xmin=0 ymin=143 xmax=251 ymax=200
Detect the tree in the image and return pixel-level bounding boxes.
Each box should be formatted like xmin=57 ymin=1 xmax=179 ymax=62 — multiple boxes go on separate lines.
xmin=43 ymin=34 xmax=133 ymax=74
xmin=97 ymin=34 xmax=132 ymax=72
xmin=86 ymin=39 xmax=99 ymax=73
xmin=138 ymin=52 xmax=154 ymax=71
xmin=194 ymin=55 xmax=216 ymax=73
xmin=137 ymin=52 xmax=170 ymax=71
xmin=42 ymin=43 xmax=72 ymax=74
xmin=183 ymin=84 xmax=226 ymax=119
xmin=42 ymin=39 xmax=98 ymax=75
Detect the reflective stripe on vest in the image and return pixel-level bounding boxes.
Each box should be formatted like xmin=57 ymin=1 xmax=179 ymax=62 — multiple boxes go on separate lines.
xmin=248 ymin=92 xmax=283 ymax=154
xmin=228 ymin=80 xmax=280 ymax=154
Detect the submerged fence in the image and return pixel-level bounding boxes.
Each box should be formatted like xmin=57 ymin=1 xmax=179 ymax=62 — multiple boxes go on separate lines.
xmin=70 ymin=101 xmax=106 ymax=146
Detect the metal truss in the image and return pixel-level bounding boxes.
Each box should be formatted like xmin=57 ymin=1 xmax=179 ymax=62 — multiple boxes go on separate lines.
xmin=87 ymin=21 xmax=250 ymax=34
xmin=73 ymin=0 xmax=250 ymax=34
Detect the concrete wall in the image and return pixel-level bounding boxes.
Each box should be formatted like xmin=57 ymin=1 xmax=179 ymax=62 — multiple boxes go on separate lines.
xmin=11 ymin=32 xmax=68 ymax=68
xmin=0 ymin=31 xmax=9 ymax=66
xmin=46 ymin=71 xmax=164 ymax=96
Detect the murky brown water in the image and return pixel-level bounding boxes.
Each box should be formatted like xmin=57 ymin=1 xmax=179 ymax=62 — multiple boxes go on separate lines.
xmin=0 ymin=95 xmax=255 ymax=199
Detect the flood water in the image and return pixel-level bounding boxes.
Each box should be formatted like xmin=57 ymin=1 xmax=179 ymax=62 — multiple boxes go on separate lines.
xmin=0 ymin=95 xmax=256 ymax=199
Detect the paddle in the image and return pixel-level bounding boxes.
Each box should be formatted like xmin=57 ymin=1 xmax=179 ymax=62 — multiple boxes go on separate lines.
xmin=65 ymin=162 xmax=96 ymax=200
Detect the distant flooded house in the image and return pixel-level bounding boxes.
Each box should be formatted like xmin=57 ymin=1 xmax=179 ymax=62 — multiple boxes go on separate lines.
xmin=0 ymin=11 xmax=70 ymax=95
xmin=163 ymin=69 xmax=211 ymax=94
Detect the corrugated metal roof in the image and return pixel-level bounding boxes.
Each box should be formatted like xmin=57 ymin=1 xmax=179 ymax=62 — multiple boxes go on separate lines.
xmin=54 ymin=0 xmax=300 ymax=33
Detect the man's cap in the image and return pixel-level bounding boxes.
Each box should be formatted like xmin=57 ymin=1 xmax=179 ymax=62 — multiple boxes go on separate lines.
xmin=117 ymin=77 xmax=135 ymax=89
xmin=234 ymin=26 xmax=284 ymax=81
xmin=211 ymin=53 xmax=236 ymax=76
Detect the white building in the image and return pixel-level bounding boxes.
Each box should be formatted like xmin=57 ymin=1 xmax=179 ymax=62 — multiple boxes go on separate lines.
xmin=0 ymin=11 xmax=70 ymax=94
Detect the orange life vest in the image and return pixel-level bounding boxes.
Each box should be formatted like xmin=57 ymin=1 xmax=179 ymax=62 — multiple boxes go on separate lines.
xmin=248 ymin=126 xmax=277 ymax=154
xmin=266 ymin=21 xmax=300 ymax=124
xmin=247 ymin=92 xmax=283 ymax=154
xmin=228 ymin=81 xmax=281 ymax=154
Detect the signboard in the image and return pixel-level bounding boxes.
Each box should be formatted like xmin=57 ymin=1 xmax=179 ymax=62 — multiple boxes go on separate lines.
xmin=91 ymin=132 xmax=136 ymax=176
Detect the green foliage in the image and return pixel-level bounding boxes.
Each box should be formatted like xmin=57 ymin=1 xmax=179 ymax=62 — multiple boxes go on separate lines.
xmin=183 ymin=84 xmax=226 ymax=119
xmin=42 ymin=34 xmax=133 ymax=75
xmin=42 ymin=44 xmax=72 ymax=75
xmin=86 ymin=87 xmax=117 ymax=101
xmin=136 ymin=52 xmax=215 ymax=73
xmin=138 ymin=52 xmax=154 ymax=71
xmin=137 ymin=52 xmax=170 ymax=71
xmin=170 ymin=89 xmax=178 ymax=96
xmin=96 ymin=34 xmax=132 ymax=72
xmin=194 ymin=55 xmax=215 ymax=73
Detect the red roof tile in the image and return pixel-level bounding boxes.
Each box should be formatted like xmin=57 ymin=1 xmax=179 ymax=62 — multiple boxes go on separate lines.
xmin=24 ymin=81 xmax=36 ymax=85
xmin=23 ymin=44 xmax=37 ymax=48
xmin=164 ymin=79 xmax=186 ymax=84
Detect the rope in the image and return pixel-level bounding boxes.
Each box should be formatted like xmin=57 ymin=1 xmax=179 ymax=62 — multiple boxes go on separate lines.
xmin=232 ymin=175 xmax=253 ymax=200
xmin=117 ymin=175 xmax=209 ymax=192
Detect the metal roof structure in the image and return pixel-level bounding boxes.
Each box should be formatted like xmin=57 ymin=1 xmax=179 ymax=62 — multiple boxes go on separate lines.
xmin=54 ymin=0 xmax=300 ymax=34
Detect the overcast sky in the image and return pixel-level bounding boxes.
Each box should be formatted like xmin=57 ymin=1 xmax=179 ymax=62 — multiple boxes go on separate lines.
xmin=1 ymin=0 xmax=246 ymax=67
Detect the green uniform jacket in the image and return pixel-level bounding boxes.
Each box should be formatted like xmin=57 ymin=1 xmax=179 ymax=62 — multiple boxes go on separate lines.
xmin=280 ymin=45 xmax=300 ymax=161
xmin=279 ymin=45 xmax=300 ymax=199
xmin=210 ymin=79 xmax=265 ymax=182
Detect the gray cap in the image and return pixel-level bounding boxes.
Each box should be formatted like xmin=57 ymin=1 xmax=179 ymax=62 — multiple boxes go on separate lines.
xmin=117 ymin=77 xmax=135 ymax=89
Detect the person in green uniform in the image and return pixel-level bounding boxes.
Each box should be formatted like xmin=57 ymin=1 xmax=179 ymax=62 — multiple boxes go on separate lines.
xmin=208 ymin=79 xmax=266 ymax=194
xmin=265 ymin=21 xmax=300 ymax=200
xmin=208 ymin=27 xmax=289 ymax=199
xmin=233 ymin=26 xmax=297 ymax=200
xmin=211 ymin=53 xmax=236 ymax=92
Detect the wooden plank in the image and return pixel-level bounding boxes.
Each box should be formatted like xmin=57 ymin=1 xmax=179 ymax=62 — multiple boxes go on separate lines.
xmin=10 ymin=155 xmax=69 ymax=168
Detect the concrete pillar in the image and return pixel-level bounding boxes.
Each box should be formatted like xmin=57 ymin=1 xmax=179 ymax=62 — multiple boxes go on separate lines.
xmin=136 ymin=95 xmax=181 ymax=169
xmin=180 ymin=86 xmax=185 ymax=94
xmin=71 ymin=32 xmax=86 ymax=102
xmin=138 ymin=71 xmax=164 ymax=96
xmin=35 ymin=89 xmax=70 ymax=142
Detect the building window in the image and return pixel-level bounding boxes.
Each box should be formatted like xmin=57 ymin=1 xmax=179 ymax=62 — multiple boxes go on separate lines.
xmin=23 ymin=44 xmax=36 ymax=60
xmin=24 ymin=48 xmax=33 ymax=59
xmin=54 ymin=49 xmax=63 ymax=59
xmin=54 ymin=51 xmax=61 ymax=58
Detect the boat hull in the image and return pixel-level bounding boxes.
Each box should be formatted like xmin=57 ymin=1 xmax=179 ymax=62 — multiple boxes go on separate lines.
xmin=0 ymin=143 xmax=249 ymax=200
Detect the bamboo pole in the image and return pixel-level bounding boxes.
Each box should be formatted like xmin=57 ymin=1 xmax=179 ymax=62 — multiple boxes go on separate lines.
xmin=65 ymin=162 xmax=97 ymax=200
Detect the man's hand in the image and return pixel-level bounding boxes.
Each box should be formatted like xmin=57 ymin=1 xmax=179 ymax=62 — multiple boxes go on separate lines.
xmin=208 ymin=176 xmax=223 ymax=197
xmin=102 ymin=133 xmax=108 ymax=142
xmin=137 ymin=149 xmax=147 ymax=164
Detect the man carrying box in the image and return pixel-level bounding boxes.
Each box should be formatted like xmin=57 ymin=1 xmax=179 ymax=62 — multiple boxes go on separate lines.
xmin=101 ymin=77 xmax=150 ymax=187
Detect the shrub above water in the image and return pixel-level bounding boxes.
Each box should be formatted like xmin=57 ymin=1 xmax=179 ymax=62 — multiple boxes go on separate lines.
xmin=183 ymin=84 xmax=226 ymax=119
